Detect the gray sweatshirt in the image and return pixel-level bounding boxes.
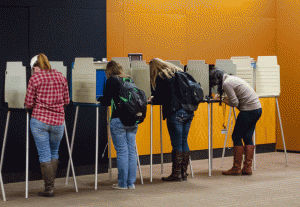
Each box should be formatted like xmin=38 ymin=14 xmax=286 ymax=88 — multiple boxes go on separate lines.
xmin=222 ymin=75 xmax=262 ymax=111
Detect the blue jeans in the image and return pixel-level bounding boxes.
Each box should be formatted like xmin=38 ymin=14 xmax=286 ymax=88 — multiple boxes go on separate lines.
xmin=110 ymin=118 xmax=138 ymax=188
xmin=166 ymin=108 xmax=194 ymax=152
xmin=30 ymin=118 xmax=64 ymax=163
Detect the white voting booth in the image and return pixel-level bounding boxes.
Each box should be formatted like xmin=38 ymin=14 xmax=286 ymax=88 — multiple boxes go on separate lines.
xmin=186 ymin=60 xmax=210 ymax=98
xmin=1 ymin=62 xmax=27 ymax=202
xmin=0 ymin=61 xmax=77 ymax=202
xmin=256 ymin=56 xmax=287 ymax=166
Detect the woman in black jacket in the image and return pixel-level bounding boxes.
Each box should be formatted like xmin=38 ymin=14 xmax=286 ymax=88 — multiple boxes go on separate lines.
xmin=149 ymin=58 xmax=194 ymax=182
xmin=98 ymin=60 xmax=138 ymax=190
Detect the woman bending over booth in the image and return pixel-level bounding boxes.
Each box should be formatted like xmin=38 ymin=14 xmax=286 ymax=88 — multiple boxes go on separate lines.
xmin=25 ymin=53 xmax=70 ymax=197
xmin=210 ymin=69 xmax=262 ymax=176
xmin=148 ymin=58 xmax=194 ymax=182
xmin=98 ymin=60 xmax=139 ymax=190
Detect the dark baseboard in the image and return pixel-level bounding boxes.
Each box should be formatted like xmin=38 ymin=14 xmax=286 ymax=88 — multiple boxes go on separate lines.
xmin=277 ymin=149 xmax=300 ymax=153
xmin=2 ymin=164 xmax=108 ymax=184
xmin=110 ymin=143 xmax=276 ymax=168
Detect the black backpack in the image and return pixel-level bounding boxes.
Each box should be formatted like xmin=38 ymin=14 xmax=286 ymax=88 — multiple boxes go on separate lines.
xmin=175 ymin=71 xmax=204 ymax=111
xmin=111 ymin=77 xmax=147 ymax=126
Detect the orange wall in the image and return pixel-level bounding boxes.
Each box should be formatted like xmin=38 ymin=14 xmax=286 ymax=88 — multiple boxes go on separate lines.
xmin=276 ymin=1 xmax=300 ymax=151
xmin=107 ymin=0 xmax=276 ymax=64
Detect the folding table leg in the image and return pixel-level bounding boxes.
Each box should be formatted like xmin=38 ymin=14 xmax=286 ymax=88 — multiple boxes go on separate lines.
xmin=64 ymin=124 xmax=78 ymax=192
xmin=150 ymin=104 xmax=153 ymax=182
xmin=25 ymin=111 xmax=29 ymax=198
xmin=95 ymin=107 xmax=99 ymax=190
xmin=66 ymin=105 xmax=79 ymax=185
xmin=0 ymin=110 xmax=10 ymax=201
xmin=221 ymin=107 xmax=232 ymax=168
xmin=135 ymin=141 xmax=143 ymax=184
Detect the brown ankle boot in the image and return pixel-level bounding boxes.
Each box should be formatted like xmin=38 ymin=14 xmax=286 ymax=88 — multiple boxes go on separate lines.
xmin=162 ymin=151 xmax=182 ymax=182
xmin=181 ymin=151 xmax=190 ymax=181
xmin=38 ymin=161 xmax=55 ymax=197
xmin=222 ymin=146 xmax=244 ymax=176
xmin=242 ymin=145 xmax=255 ymax=175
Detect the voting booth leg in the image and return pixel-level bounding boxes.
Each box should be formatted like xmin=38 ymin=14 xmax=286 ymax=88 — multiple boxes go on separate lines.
xmin=107 ymin=108 xmax=112 ymax=181
xmin=253 ymin=130 xmax=256 ymax=171
xmin=208 ymin=103 xmax=211 ymax=177
xmin=221 ymin=107 xmax=233 ymax=168
xmin=276 ymin=97 xmax=288 ymax=167
xmin=210 ymin=103 xmax=213 ymax=170
xmin=160 ymin=106 xmax=163 ymax=175
xmin=95 ymin=107 xmax=99 ymax=190
xmin=0 ymin=111 xmax=10 ymax=201
xmin=189 ymin=157 xmax=194 ymax=178
xmin=66 ymin=105 xmax=79 ymax=185
xmin=150 ymin=105 xmax=153 ymax=182
xmin=135 ymin=141 xmax=143 ymax=184
xmin=25 ymin=111 xmax=29 ymax=198
xmin=64 ymin=124 xmax=78 ymax=192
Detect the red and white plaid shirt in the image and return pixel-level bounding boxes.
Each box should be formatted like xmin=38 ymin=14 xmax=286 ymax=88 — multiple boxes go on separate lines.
xmin=25 ymin=67 xmax=70 ymax=126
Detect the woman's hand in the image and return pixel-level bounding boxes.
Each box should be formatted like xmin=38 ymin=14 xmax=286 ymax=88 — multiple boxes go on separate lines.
xmin=212 ymin=94 xmax=220 ymax=101
xmin=148 ymin=96 xmax=153 ymax=104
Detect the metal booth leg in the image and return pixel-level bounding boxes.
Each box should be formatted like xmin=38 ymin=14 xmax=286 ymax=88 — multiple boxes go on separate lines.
xmin=276 ymin=97 xmax=288 ymax=167
xmin=95 ymin=107 xmax=99 ymax=190
xmin=135 ymin=141 xmax=143 ymax=184
xmin=208 ymin=103 xmax=211 ymax=177
xmin=64 ymin=123 xmax=78 ymax=192
xmin=150 ymin=104 xmax=153 ymax=182
xmin=66 ymin=105 xmax=79 ymax=185
xmin=253 ymin=130 xmax=256 ymax=171
xmin=0 ymin=111 xmax=10 ymax=201
xmin=25 ymin=111 xmax=29 ymax=198
xmin=160 ymin=105 xmax=163 ymax=174
xmin=107 ymin=107 xmax=112 ymax=181
xmin=221 ymin=107 xmax=232 ymax=168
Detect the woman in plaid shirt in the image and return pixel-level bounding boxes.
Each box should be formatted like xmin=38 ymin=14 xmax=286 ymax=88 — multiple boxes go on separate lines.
xmin=25 ymin=53 xmax=70 ymax=197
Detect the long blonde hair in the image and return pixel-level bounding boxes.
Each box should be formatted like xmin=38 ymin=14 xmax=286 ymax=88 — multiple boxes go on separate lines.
xmin=34 ymin=53 xmax=51 ymax=70
xmin=149 ymin=58 xmax=183 ymax=89
xmin=105 ymin=60 xmax=128 ymax=79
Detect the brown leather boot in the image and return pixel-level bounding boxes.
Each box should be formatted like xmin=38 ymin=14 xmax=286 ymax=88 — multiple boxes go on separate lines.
xmin=38 ymin=161 xmax=55 ymax=197
xmin=181 ymin=151 xmax=190 ymax=181
xmin=222 ymin=146 xmax=244 ymax=175
xmin=162 ymin=151 xmax=182 ymax=182
xmin=51 ymin=159 xmax=59 ymax=187
xmin=242 ymin=145 xmax=255 ymax=175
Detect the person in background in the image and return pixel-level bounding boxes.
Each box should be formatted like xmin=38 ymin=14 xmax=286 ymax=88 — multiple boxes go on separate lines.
xmin=25 ymin=53 xmax=69 ymax=197
xmin=98 ymin=60 xmax=138 ymax=190
xmin=210 ymin=69 xmax=262 ymax=176
xmin=148 ymin=58 xmax=194 ymax=182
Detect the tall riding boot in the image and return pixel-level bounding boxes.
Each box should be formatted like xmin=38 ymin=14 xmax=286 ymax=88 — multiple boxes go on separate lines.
xmin=51 ymin=159 xmax=59 ymax=188
xmin=242 ymin=145 xmax=255 ymax=175
xmin=162 ymin=151 xmax=182 ymax=182
xmin=181 ymin=151 xmax=190 ymax=181
xmin=222 ymin=146 xmax=244 ymax=175
xmin=38 ymin=161 xmax=55 ymax=197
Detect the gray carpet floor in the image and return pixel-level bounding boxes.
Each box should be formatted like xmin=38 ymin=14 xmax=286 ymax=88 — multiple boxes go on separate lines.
xmin=1 ymin=152 xmax=299 ymax=207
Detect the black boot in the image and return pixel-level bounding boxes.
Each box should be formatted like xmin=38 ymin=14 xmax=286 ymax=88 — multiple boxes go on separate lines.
xmin=162 ymin=151 xmax=182 ymax=182
xmin=51 ymin=159 xmax=59 ymax=187
xmin=38 ymin=161 xmax=55 ymax=197
xmin=181 ymin=151 xmax=190 ymax=181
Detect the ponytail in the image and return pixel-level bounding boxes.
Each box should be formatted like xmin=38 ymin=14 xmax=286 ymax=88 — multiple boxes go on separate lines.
xmin=36 ymin=53 xmax=51 ymax=70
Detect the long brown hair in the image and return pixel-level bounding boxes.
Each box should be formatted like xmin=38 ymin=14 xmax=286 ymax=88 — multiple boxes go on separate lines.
xmin=149 ymin=58 xmax=183 ymax=90
xmin=33 ymin=53 xmax=51 ymax=70
xmin=105 ymin=60 xmax=128 ymax=79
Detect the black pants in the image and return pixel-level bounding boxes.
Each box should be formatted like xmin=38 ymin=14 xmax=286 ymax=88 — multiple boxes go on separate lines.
xmin=232 ymin=108 xmax=262 ymax=146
